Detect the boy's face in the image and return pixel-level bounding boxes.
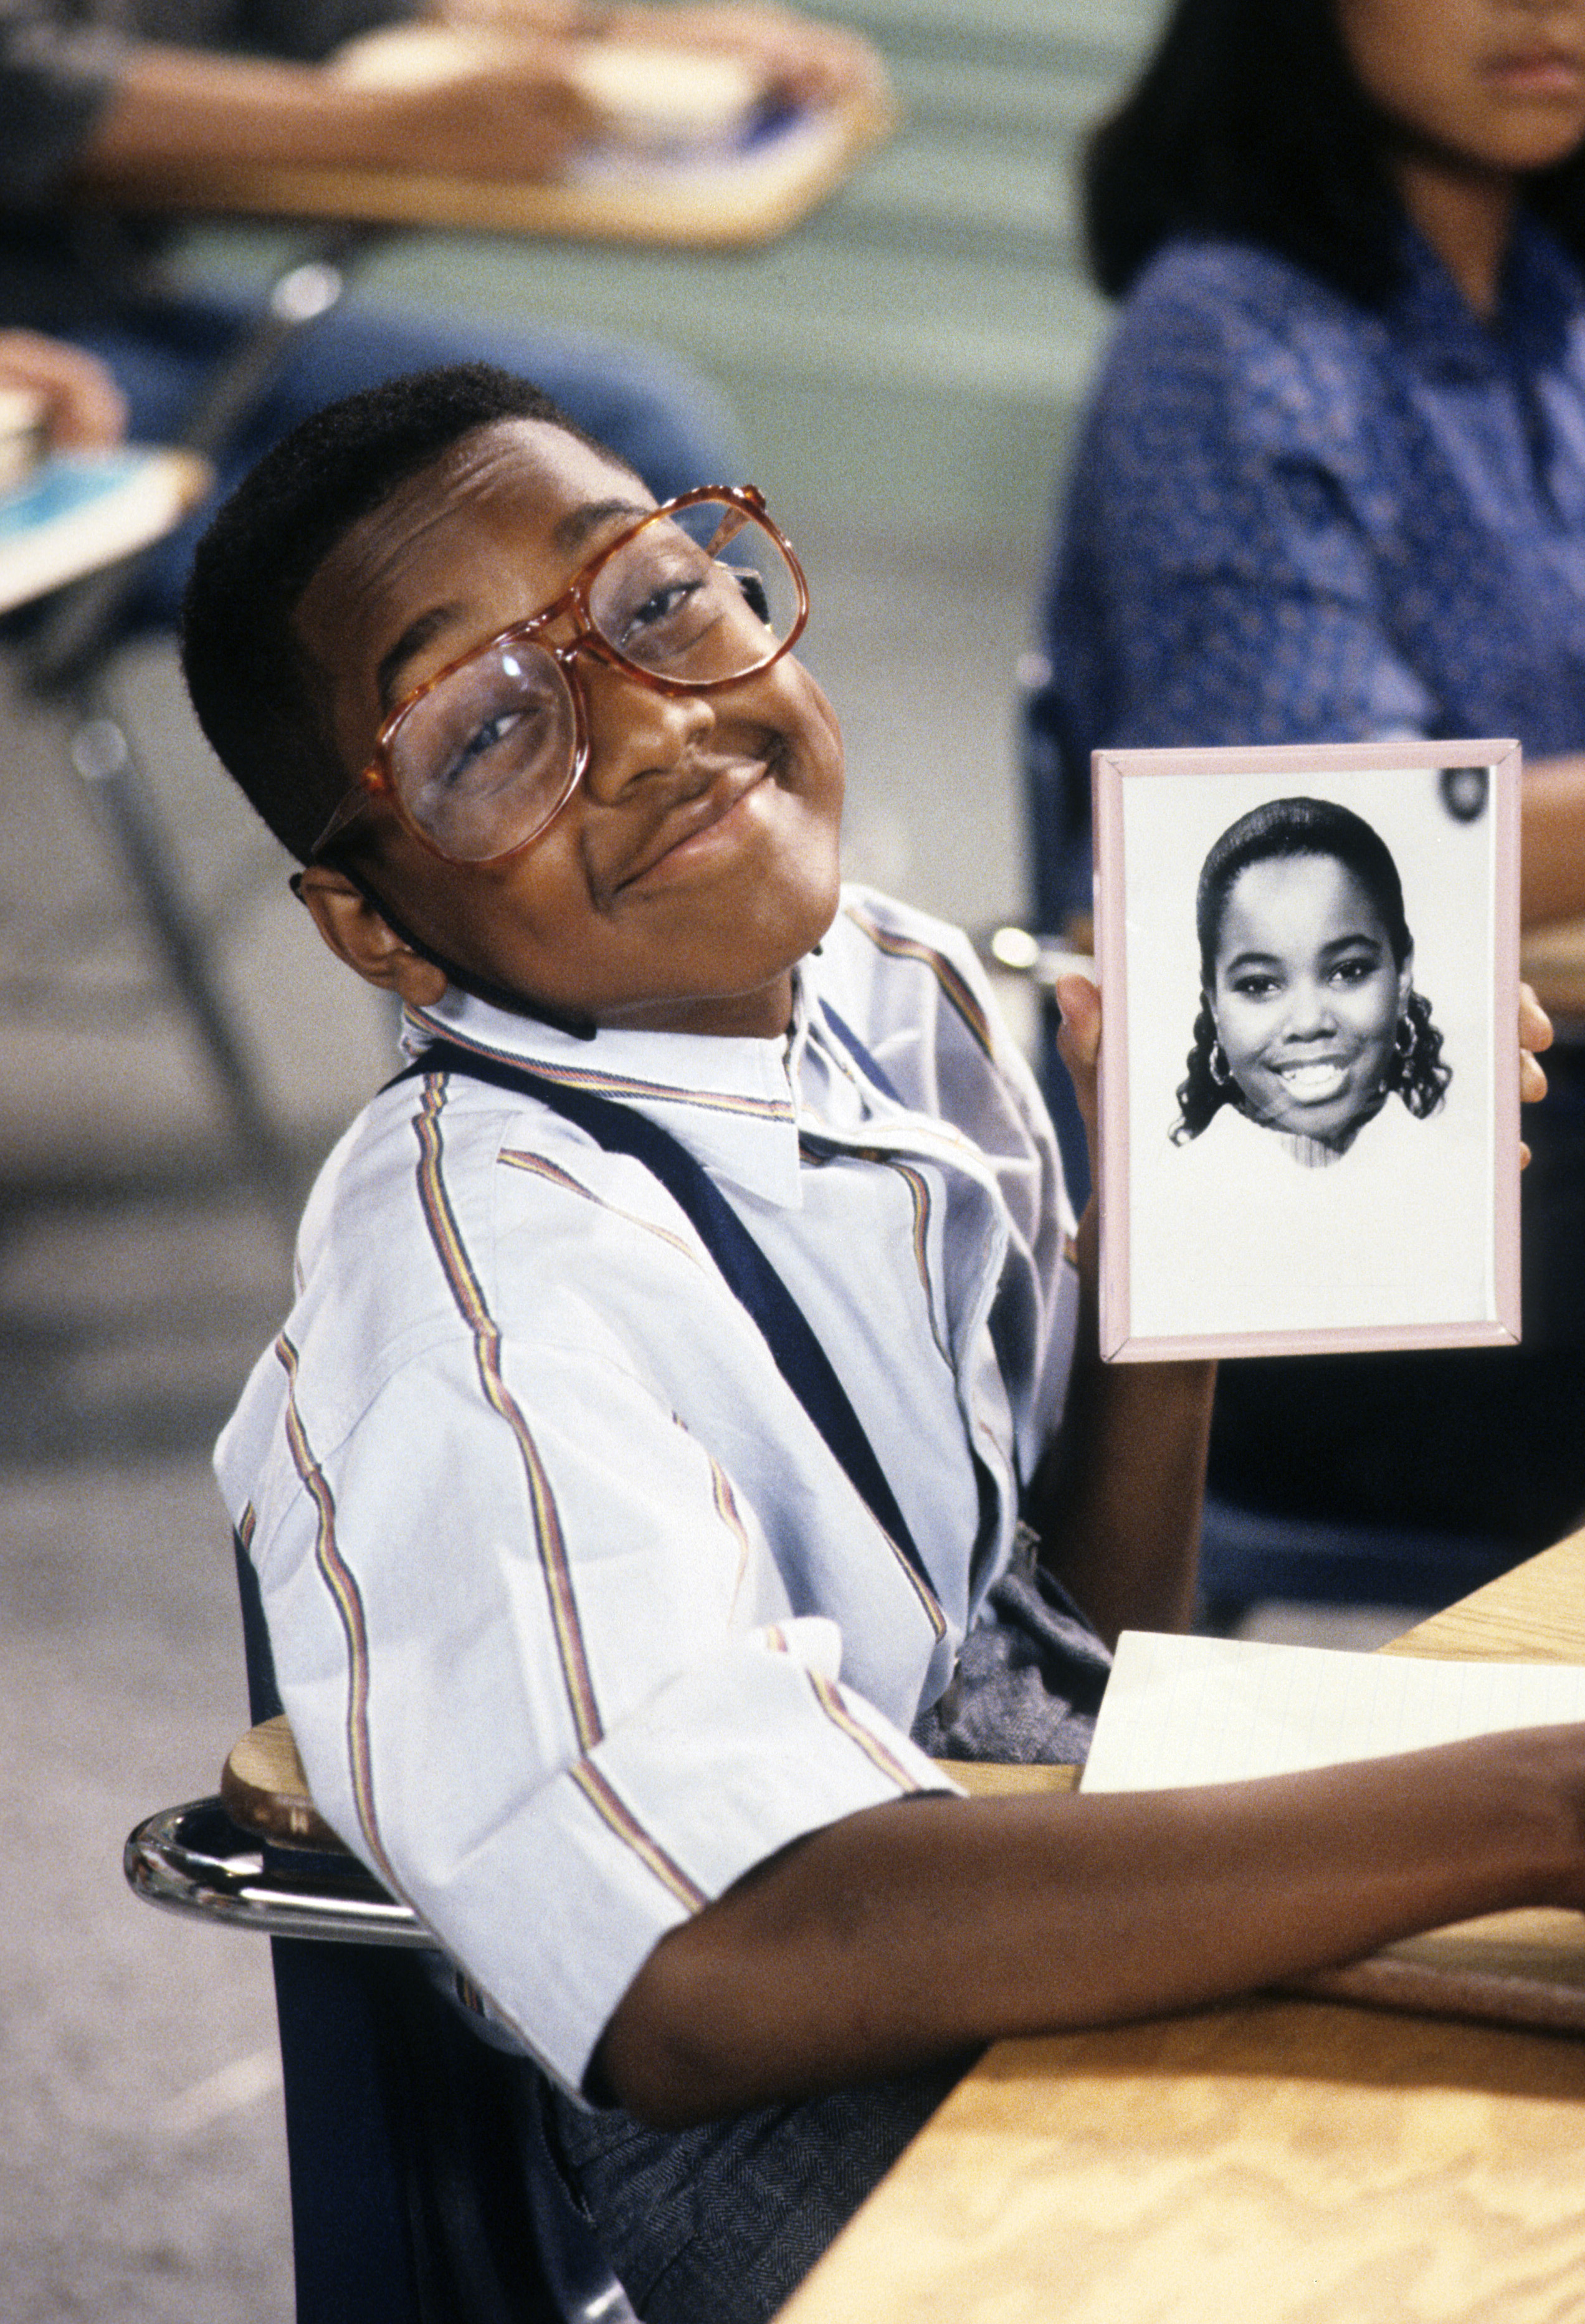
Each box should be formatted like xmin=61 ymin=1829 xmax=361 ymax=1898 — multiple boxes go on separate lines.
xmin=292 ymin=419 xmax=844 ymax=1038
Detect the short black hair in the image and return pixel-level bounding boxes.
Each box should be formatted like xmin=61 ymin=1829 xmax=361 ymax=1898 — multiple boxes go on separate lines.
xmin=179 ymin=363 xmax=634 ymax=863
xmin=1084 ymin=0 xmax=1585 ymax=306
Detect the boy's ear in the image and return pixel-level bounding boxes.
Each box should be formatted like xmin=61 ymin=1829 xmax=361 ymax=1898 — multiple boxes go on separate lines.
xmin=295 ymin=864 xmax=448 ymax=1007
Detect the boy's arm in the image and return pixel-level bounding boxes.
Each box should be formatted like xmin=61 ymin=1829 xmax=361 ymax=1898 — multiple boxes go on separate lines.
xmin=1020 ymin=975 xmax=1214 ymax=1644
xmin=599 ymin=1719 xmax=1585 ymax=2127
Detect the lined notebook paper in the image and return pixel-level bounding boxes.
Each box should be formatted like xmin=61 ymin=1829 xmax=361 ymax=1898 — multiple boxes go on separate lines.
xmin=1082 ymin=1630 xmax=1585 ymax=1793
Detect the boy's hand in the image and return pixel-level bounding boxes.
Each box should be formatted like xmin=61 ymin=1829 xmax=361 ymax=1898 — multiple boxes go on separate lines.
xmin=374 ymin=54 xmax=600 ymax=178
xmin=1521 ymin=980 xmax=1551 ymax=1170
xmin=1052 ymin=971 xmax=1100 ymax=1202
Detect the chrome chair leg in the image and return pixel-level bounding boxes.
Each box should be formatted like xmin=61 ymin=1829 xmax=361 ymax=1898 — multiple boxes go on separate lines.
xmin=19 ymin=231 xmax=375 ymax=1243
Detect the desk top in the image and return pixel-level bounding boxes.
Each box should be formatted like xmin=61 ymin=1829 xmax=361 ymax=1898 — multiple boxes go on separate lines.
xmin=778 ymin=1528 xmax=1585 ymax=2324
xmin=780 ymin=1999 xmax=1585 ymax=2324
xmin=1383 ymin=1523 xmax=1585 ymax=1664
xmin=80 ymin=27 xmax=895 ymax=251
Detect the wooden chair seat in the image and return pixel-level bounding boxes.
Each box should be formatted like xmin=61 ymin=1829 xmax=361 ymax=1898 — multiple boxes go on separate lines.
xmin=221 ymin=1712 xmax=346 ymax=1850
xmin=217 ymin=1714 xmax=1080 ymax=1853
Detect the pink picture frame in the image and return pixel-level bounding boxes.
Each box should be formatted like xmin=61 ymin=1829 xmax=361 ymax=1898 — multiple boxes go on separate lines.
xmin=1093 ymin=740 xmax=1522 ymax=1363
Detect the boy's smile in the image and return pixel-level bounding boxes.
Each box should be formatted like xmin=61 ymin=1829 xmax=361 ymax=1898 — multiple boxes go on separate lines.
xmin=292 ymin=418 xmax=845 ymax=1038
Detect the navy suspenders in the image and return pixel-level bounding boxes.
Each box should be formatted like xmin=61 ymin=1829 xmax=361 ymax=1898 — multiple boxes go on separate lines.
xmin=394 ymin=1038 xmax=931 ymax=1593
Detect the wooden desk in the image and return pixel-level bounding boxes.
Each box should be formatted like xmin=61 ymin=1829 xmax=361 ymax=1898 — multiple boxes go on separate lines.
xmin=107 ymin=100 xmax=891 ymax=251
xmin=82 ymin=27 xmax=896 ymax=252
xmin=1384 ymin=1523 xmax=1585 ymax=1668
xmin=777 ymin=1530 xmax=1585 ymax=2324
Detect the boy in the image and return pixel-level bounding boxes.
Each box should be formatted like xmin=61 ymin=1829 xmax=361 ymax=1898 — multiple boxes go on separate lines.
xmin=183 ymin=365 xmax=1583 ymax=2324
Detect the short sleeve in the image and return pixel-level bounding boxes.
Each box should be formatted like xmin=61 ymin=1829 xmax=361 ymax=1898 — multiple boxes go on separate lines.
xmin=242 ymin=1327 xmax=956 ymax=2100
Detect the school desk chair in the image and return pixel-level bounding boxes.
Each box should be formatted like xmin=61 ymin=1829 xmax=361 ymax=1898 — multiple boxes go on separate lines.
xmin=11 ymin=231 xmax=376 ymax=1240
xmin=125 ymin=1535 xmax=639 ymax=2324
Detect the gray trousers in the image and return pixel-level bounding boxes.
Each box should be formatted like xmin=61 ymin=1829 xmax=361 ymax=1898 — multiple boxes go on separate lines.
xmin=541 ymin=1565 xmax=1111 ymax=2323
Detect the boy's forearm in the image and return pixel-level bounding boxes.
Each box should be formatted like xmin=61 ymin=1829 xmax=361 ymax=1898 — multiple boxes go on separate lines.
xmin=598 ymin=1728 xmax=1585 ymax=2128
xmin=1027 ymin=1209 xmax=1215 ymax=1644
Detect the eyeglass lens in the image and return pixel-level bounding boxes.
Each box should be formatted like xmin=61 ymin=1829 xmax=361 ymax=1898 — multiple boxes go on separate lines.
xmin=388 ymin=498 xmax=802 ymax=863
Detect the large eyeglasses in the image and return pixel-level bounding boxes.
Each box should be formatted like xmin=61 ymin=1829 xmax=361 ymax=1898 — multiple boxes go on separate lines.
xmin=307 ymin=484 xmax=809 ymax=868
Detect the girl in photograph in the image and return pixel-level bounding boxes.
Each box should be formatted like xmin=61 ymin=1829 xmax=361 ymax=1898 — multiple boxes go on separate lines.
xmin=1126 ymin=788 xmax=1483 ymax=1344
xmin=1173 ymin=796 xmax=1451 ymax=1164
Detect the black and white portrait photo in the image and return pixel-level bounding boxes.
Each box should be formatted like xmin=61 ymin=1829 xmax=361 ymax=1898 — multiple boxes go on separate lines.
xmin=1094 ymin=742 xmax=1521 ymax=1359
xmin=1173 ymin=795 xmax=1452 ymax=1160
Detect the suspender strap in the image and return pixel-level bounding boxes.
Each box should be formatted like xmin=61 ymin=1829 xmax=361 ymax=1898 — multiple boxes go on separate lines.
xmin=394 ymin=1039 xmax=930 ymax=1589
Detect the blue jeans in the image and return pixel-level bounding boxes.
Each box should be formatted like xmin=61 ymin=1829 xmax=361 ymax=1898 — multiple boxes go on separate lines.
xmin=71 ymin=287 xmax=742 ymax=623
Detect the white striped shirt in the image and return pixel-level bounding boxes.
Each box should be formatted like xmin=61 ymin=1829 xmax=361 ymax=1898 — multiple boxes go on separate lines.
xmin=216 ymin=887 xmax=1080 ymax=2097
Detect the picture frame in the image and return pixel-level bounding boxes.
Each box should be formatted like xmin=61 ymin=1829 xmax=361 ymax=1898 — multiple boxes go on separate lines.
xmin=1093 ymin=739 xmax=1521 ymax=1362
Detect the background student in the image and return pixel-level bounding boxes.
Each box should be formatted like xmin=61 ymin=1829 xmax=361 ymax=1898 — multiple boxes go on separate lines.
xmin=1029 ymin=0 xmax=1585 ymax=1552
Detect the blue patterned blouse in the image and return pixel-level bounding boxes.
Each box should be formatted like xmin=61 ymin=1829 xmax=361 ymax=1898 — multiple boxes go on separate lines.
xmin=1030 ymin=219 xmax=1585 ymax=920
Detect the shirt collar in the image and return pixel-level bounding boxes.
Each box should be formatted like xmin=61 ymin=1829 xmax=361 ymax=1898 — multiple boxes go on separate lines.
xmin=401 ymin=982 xmax=808 ymax=1208
xmin=1389 ymin=211 xmax=1576 ymax=382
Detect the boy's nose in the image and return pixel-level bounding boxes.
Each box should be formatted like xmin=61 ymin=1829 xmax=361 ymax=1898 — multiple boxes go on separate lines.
xmin=579 ymin=665 xmax=719 ymax=800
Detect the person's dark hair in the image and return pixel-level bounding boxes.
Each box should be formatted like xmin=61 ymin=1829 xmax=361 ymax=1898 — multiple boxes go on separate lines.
xmin=179 ymin=363 xmax=637 ymax=864
xmin=1173 ymin=794 xmax=1451 ymax=1140
xmin=1084 ymin=0 xmax=1585 ymax=305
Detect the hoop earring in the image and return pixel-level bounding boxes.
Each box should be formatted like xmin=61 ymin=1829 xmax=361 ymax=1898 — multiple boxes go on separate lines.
xmin=1209 ymin=1040 xmax=1230 ymax=1086
xmin=1394 ymin=1015 xmax=1414 ymax=1062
